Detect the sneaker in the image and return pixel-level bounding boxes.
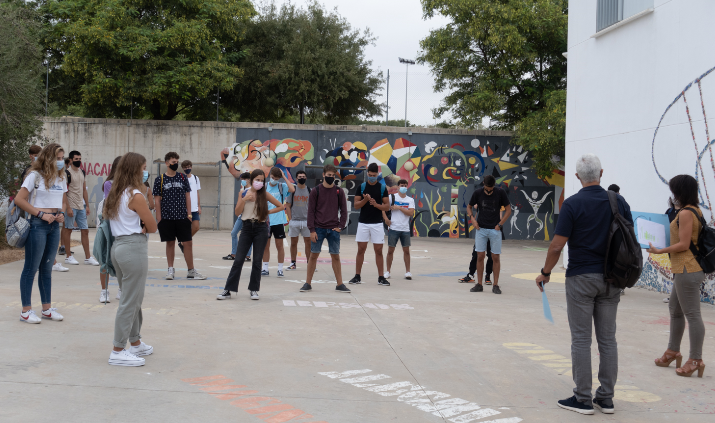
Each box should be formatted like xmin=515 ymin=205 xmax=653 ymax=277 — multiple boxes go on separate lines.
xmin=621 ymin=289 xmax=625 ymax=295
xmin=458 ymin=274 xmax=474 ymax=283
xmin=378 ymin=276 xmax=390 ymax=286
xmin=222 ymin=253 xmax=235 ymax=260
xmin=485 ymin=277 xmax=492 ymax=285
xmin=348 ymin=275 xmax=361 ymax=284
xmin=245 ymin=256 xmax=251 ymax=262
xmin=405 ymin=272 xmax=412 ymax=280
xmin=663 ymin=297 xmax=670 ymax=303
xmin=593 ymin=398 xmax=614 ymax=414
xmin=165 ymin=267 xmax=175 ymax=280
xmin=336 ymin=284 xmax=351 ymax=293
xmin=287 ymin=263 xmax=297 ymax=270
xmin=108 ymin=349 xmax=145 ymax=367
xmin=250 ymin=291 xmax=259 ymax=300
xmin=116 ymin=289 xmax=122 ymax=300
xmin=52 ymin=262 xmax=69 ymax=272
xmin=187 ymin=269 xmax=207 ymax=280
xmin=492 ymin=285 xmax=502 ymax=295
xmin=300 ymin=283 xmax=312 ymax=292
xmin=58 ymin=246 xmax=65 ymax=255
xmin=20 ymin=309 xmax=41 ymax=324
xmin=277 ymin=270 xmax=284 ymax=277
xmin=217 ymin=290 xmax=232 ymax=300
xmin=470 ymin=284 xmax=484 ymax=293
xmin=99 ymin=290 xmax=111 ymax=303
xmin=557 ymin=396 xmax=594 ymax=415
xmin=384 ymin=271 xmax=391 ymax=279
xmin=261 ymin=270 xmax=269 ymax=276
xmin=85 ymin=256 xmax=100 ymax=266
xmin=64 ymin=256 xmax=79 ymax=265
xmin=41 ymin=308 xmax=64 ymax=321
xmin=178 ymin=241 xmax=184 ymax=253
xmin=129 ymin=341 xmax=154 ymax=357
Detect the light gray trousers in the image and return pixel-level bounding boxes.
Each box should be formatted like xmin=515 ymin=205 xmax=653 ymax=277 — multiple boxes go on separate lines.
xmin=111 ymin=234 xmax=148 ymax=349
xmin=566 ymin=273 xmax=621 ymax=405
xmin=668 ymin=268 xmax=706 ymax=360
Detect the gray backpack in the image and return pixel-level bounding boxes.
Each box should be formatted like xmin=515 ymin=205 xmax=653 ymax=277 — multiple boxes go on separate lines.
xmin=5 ymin=172 xmax=39 ymax=248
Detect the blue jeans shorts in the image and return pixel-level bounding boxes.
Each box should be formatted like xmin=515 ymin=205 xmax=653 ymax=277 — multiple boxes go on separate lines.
xmin=65 ymin=208 xmax=88 ymax=230
xmin=475 ymin=228 xmax=502 ymax=254
xmin=311 ymin=227 xmax=340 ymax=255
xmin=387 ymin=230 xmax=411 ymax=248
xmin=191 ymin=211 xmax=200 ymax=221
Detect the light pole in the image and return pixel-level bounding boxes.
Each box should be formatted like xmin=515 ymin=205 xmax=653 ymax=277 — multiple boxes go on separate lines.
xmin=398 ymin=57 xmax=415 ymax=127
xmin=45 ymin=59 xmax=49 ymax=116
xmin=385 ymin=69 xmax=390 ymax=126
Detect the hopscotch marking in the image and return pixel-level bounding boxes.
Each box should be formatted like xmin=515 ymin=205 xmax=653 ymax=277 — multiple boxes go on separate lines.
xmin=318 ymin=369 xmax=522 ymax=423
xmin=283 ymin=300 xmax=413 ymax=310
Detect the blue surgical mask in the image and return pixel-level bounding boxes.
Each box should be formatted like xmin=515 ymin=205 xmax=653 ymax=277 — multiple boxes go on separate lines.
xmin=399 ymin=187 xmax=408 ymax=194
xmin=269 ymin=179 xmax=278 ymax=186
xmin=142 ymin=170 xmax=149 ymax=183
xmin=241 ymin=180 xmax=247 ymax=187
xmin=57 ymin=160 xmax=65 ymax=170
xmin=368 ymin=176 xmax=378 ymax=184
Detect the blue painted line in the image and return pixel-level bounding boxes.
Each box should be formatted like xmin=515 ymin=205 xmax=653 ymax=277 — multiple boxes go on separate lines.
xmin=419 ymin=272 xmax=465 ymax=277
xmin=107 ymin=282 xmax=224 ymax=289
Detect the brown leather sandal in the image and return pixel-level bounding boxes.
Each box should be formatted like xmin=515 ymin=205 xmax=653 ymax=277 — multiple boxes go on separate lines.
xmin=676 ymin=360 xmax=706 ymax=378
xmin=655 ymin=350 xmax=682 ymax=368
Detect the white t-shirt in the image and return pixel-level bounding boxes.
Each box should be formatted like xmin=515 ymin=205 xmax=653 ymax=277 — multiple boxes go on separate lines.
xmin=109 ymin=189 xmax=143 ymax=237
xmin=21 ymin=172 xmax=67 ymax=209
xmin=188 ymin=174 xmax=201 ymax=212
xmin=389 ymin=194 xmax=415 ymax=232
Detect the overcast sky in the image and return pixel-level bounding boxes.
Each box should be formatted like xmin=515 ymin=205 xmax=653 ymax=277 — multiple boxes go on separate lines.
xmin=270 ymin=0 xmax=453 ymax=125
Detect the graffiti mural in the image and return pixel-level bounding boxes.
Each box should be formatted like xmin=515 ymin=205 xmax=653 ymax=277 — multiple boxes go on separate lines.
xmin=232 ymin=129 xmax=564 ymax=240
xmin=636 ymin=253 xmax=715 ymax=305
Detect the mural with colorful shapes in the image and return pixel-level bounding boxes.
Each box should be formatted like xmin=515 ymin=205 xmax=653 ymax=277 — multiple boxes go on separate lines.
xmin=636 ymin=253 xmax=715 ymax=305
xmin=231 ymin=129 xmax=564 ymax=240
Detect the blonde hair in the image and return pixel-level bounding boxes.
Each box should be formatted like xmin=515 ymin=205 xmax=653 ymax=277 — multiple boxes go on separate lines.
xmin=104 ymin=153 xmax=146 ymax=220
xmin=30 ymin=143 xmax=65 ymax=190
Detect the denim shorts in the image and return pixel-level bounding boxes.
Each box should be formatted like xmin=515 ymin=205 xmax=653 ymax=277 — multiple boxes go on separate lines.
xmin=311 ymin=227 xmax=340 ymax=255
xmin=475 ymin=228 xmax=502 ymax=254
xmin=65 ymin=208 xmax=88 ymax=230
xmin=191 ymin=211 xmax=200 ymax=221
xmin=387 ymin=229 xmax=411 ymax=247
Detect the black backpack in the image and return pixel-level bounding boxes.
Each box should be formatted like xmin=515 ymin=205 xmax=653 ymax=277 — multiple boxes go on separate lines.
xmin=680 ymin=208 xmax=715 ymax=273
xmin=604 ymin=191 xmax=643 ymax=290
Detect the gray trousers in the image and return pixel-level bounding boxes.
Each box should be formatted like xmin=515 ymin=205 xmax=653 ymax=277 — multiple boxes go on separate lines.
xmin=111 ymin=234 xmax=148 ymax=348
xmin=565 ymin=273 xmax=620 ymax=404
xmin=668 ymin=268 xmax=706 ymax=359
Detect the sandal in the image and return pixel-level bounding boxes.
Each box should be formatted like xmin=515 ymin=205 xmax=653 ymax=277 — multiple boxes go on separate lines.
xmin=222 ymin=253 xmax=235 ymax=260
xmin=676 ymin=360 xmax=706 ymax=378
xmin=655 ymin=349 xmax=682 ymax=368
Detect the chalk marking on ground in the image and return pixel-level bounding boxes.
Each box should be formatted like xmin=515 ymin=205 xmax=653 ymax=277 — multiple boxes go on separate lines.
xmin=281 ymin=300 xmax=413 ymax=310
xmin=6 ymin=301 xmax=178 ymax=315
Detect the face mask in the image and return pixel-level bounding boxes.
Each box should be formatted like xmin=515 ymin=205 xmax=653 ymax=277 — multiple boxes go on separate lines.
xmin=269 ymin=179 xmax=278 ymax=186
xmin=241 ymin=179 xmax=247 ymax=187
xmin=169 ymin=163 xmax=179 ymax=171
xmin=368 ymin=176 xmax=378 ymax=184
xmin=253 ymin=181 xmax=264 ymax=190
xmin=324 ymin=176 xmax=335 ymax=185
xmin=184 ymin=169 xmax=192 ymax=175
xmin=32 ymin=156 xmax=37 ymax=161
xmin=399 ymin=187 xmax=408 ymax=194
xmin=72 ymin=160 xmax=81 ymax=168
xmin=56 ymin=160 xmax=65 ymax=170
xmin=297 ymin=178 xmax=307 ymax=185
xmin=142 ymin=170 xmax=149 ymax=183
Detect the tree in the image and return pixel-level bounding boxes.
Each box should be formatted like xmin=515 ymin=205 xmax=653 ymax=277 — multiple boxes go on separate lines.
xmin=0 ymin=1 xmax=45 ymax=198
xmin=513 ymin=90 xmax=565 ymax=178
xmin=213 ymin=1 xmax=383 ymax=124
xmin=40 ymin=0 xmax=255 ymax=120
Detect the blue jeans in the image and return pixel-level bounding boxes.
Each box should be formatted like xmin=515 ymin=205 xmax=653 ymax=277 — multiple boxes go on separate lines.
xmin=231 ymin=217 xmax=253 ymax=256
xmin=387 ymin=229 xmax=411 ymax=247
xmin=20 ymin=217 xmax=60 ymax=307
xmin=311 ymin=227 xmax=340 ymax=255
xmin=475 ymin=228 xmax=502 ymax=254
xmin=65 ymin=208 xmax=88 ymax=229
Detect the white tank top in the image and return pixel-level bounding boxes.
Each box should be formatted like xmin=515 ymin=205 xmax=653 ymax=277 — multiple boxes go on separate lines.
xmin=109 ymin=189 xmax=143 ymax=236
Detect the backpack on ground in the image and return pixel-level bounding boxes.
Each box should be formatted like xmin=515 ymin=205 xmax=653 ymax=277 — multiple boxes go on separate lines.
xmin=604 ymin=191 xmax=643 ymax=290
xmin=681 ymin=207 xmax=715 ymax=273
xmin=5 ymin=172 xmax=39 ymax=248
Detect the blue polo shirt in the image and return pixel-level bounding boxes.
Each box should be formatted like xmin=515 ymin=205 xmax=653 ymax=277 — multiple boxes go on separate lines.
xmin=555 ymin=185 xmax=633 ymax=277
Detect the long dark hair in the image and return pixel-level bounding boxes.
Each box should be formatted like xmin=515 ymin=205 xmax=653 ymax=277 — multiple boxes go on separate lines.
xmin=669 ymin=174 xmax=699 ymax=208
xmin=106 ymin=156 xmax=122 ymax=182
xmin=251 ymin=169 xmax=268 ymax=221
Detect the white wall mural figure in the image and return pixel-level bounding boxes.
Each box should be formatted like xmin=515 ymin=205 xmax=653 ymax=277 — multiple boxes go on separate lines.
xmin=509 ymin=204 xmax=522 ymax=235
xmin=521 ymin=191 xmax=552 ymax=239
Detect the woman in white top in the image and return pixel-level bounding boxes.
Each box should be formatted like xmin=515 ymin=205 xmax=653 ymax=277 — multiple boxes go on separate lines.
xmin=14 ymin=143 xmax=68 ymax=324
xmin=103 ymin=153 xmax=157 ymax=367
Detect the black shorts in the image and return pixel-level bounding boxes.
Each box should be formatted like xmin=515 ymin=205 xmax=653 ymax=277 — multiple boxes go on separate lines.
xmin=269 ymin=224 xmax=286 ymax=239
xmin=158 ymin=219 xmax=193 ymax=243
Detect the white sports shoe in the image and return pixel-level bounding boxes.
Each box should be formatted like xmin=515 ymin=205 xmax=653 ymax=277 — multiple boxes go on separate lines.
xmin=384 ymin=271 xmax=391 ymax=279
xmin=99 ymin=290 xmax=111 ymax=303
xmin=116 ymin=289 xmax=122 ymax=300
xmin=405 ymin=272 xmax=412 ymax=280
xmin=165 ymin=267 xmax=175 ymax=280
xmin=85 ymin=256 xmax=100 ymax=266
xmin=52 ymin=263 xmax=69 ymax=272
xmin=250 ymin=291 xmax=259 ymax=300
xmin=108 ymin=349 xmax=145 ymax=367
xmin=20 ymin=310 xmax=41 ymax=324
xmin=64 ymin=256 xmax=79 ymax=265
xmin=129 ymin=341 xmax=154 ymax=357
xmin=41 ymin=308 xmax=64 ymax=321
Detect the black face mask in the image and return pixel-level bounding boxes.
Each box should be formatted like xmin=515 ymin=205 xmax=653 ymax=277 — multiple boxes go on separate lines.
xmin=169 ymin=163 xmax=179 ymax=171
xmin=324 ymin=176 xmax=335 ymax=185
xmin=184 ymin=169 xmax=192 ymax=175
xmin=72 ymin=160 xmax=81 ymax=168
xmin=297 ymin=178 xmax=307 ymax=185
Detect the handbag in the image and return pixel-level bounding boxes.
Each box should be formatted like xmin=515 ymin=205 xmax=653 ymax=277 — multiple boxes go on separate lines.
xmin=5 ymin=172 xmax=39 ymax=248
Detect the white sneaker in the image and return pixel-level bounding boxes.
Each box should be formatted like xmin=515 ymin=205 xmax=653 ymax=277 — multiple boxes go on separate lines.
xmin=108 ymin=349 xmax=145 ymax=367
xmin=116 ymin=289 xmax=122 ymax=300
xmin=250 ymin=291 xmax=259 ymax=300
xmin=20 ymin=310 xmax=41 ymax=324
xmin=64 ymin=256 xmax=80 ymax=265
xmin=405 ymin=272 xmax=412 ymax=280
xmin=384 ymin=271 xmax=391 ymax=279
xmin=99 ymin=290 xmax=111 ymax=303
xmin=52 ymin=263 xmax=69 ymax=272
xmin=129 ymin=341 xmax=154 ymax=357
xmin=41 ymin=308 xmax=64 ymax=321
xmin=85 ymin=256 xmax=100 ymax=266
xmin=165 ymin=267 xmax=175 ymax=280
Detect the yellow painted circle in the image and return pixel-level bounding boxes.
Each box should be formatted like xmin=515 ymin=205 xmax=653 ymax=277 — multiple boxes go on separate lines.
xmin=615 ymin=390 xmax=662 ymax=403
xmin=429 ymin=167 xmax=438 ymax=175
xmin=511 ymin=273 xmax=566 ymax=284
xmin=469 ymin=157 xmax=476 ymax=164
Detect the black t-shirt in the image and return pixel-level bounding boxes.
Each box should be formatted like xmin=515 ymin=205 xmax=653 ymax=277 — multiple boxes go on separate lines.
xmin=468 ymin=187 xmax=510 ymax=229
xmin=152 ymin=173 xmax=191 ymax=220
xmin=356 ymin=182 xmax=389 ymax=224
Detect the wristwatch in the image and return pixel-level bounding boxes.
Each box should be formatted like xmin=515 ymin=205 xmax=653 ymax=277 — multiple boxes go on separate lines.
xmin=541 ymin=268 xmax=551 ymax=277
xmin=498 ymin=224 xmax=503 ymax=229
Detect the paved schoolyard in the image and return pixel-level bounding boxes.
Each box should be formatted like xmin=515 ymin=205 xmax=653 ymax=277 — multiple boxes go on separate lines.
xmin=0 ymin=230 xmax=713 ymax=422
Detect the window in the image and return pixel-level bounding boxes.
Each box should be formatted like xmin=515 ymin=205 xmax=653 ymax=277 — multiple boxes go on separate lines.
xmin=596 ymin=0 xmax=654 ymax=32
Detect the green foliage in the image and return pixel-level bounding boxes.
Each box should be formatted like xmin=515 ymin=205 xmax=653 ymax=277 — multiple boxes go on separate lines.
xmin=514 ymin=89 xmax=566 ymax=178
xmin=0 ymin=1 xmax=45 ymax=198
xmin=40 ymin=0 xmax=256 ymax=120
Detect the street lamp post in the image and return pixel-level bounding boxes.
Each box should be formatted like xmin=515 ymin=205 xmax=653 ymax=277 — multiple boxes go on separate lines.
xmin=398 ymin=57 xmax=415 ymax=128
xmin=45 ymin=60 xmax=49 ymax=116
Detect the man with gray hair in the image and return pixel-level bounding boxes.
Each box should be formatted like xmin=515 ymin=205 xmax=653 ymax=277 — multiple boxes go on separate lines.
xmin=535 ymin=153 xmax=633 ymax=416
